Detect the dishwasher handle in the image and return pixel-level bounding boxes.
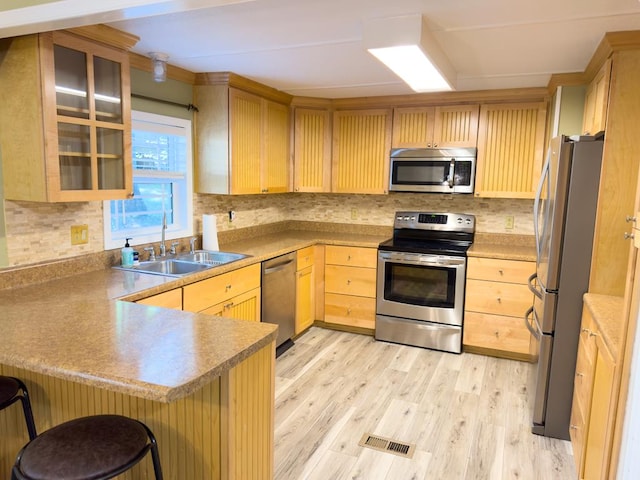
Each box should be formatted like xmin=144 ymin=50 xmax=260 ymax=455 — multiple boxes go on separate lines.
xmin=263 ymin=258 xmax=295 ymax=274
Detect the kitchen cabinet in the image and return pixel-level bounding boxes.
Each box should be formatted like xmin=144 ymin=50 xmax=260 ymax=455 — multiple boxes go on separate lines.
xmin=136 ymin=288 xmax=183 ymax=310
xmin=194 ymin=84 xmax=290 ymax=195
xmin=324 ymin=246 xmax=377 ymax=331
xmin=474 ymin=102 xmax=547 ymax=198
xmin=582 ymin=58 xmax=611 ymax=135
xmin=293 ymin=108 xmax=332 ymax=192
xmin=332 ymin=109 xmax=392 ymax=194
xmin=183 ymin=263 xmax=261 ymax=322
xmin=295 ymin=246 xmax=315 ymax=334
xmin=570 ymin=304 xmax=617 ymax=480
xmin=391 ymin=105 xmax=479 ymax=148
xmin=0 ymin=28 xmax=134 ymax=202
xmin=463 ymin=257 xmax=535 ymax=360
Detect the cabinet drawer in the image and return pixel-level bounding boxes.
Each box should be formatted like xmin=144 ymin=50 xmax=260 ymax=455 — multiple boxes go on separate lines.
xmin=324 ymin=293 xmax=375 ymax=329
xmin=297 ymin=246 xmax=315 ymax=270
xmin=574 ymin=332 xmax=596 ymax=415
xmin=325 ymin=265 xmax=376 ymax=297
xmin=136 ymin=289 xmax=183 ymax=310
xmin=465 ymin=279 xmax=532 ymax=317
xmin=570 ymin=392 xmax=587 ymax=475
xmin=463 ymin=311 xmax=531 ymax=355
xmin=325 ymin=245 xmax=377 ymax=268
xmin=467 ymin=257 xmax=534 ymax=284
xmin=183 ymin=263 xmax=261 ymax=312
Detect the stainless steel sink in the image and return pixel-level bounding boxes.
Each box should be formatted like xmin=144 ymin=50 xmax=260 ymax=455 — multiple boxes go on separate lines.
xmin=175 ymin=250 xmax=249 ymax=266
xmin=113 ymin=250 xmax=250 ymax=277
xmin=114 ymin=259 xmax=213 ymax=277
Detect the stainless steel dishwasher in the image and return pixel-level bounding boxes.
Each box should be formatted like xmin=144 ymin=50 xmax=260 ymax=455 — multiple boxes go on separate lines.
xmin=261 ymin=252 xmax=296 ymax=354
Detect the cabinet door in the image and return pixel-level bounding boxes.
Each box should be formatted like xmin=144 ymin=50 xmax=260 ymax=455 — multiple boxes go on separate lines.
xmin=391 ymin=107 xmax=435 ymax=148
xmin=583 ymin=338 xmax=616 ymax=480
xmin=263 ymin=100 xmax=290 ymax=193
xmin=136 ymin=289 xmax=183 ymax=310
xmin=432 ymin=105 xmax=479 ymax=148
xmin=202 ymin=288 xmax=261 ymax=322
xmin=293 ymin=108 xmax=332 ymax=192
xmin=229 ymin=88 xmax=262 ymax=194
xmin=296 ymin=265 xmax=315 ymax=333
xmin=332 ymin=109 xmax=392 ymax=194
xmin=582 ymin=58 xmax=611 ymax=135
xmin=475 ymin=102 xmax=547 ymax=198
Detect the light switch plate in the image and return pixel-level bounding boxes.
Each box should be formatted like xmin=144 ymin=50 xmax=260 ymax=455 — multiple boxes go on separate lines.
xmin=70 ymin=224 xmax=89 ymax=245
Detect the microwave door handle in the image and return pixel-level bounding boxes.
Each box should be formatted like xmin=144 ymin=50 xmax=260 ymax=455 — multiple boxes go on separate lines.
xmin=448 ymin=158 xmax=455 ymax=188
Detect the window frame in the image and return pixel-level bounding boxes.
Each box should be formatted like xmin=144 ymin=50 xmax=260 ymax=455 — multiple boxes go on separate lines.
xmin=103 ymin=110 xmax=193 ymax=251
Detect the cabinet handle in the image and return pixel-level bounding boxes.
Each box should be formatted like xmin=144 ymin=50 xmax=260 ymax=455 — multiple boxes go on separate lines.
xmin=494 ymin=331 xmax=499 ymax=338
xmin=576 ymin=372 xmax=584 ymax=378
xmin=624 ymin=232 xmax=635 ymax=240
xmin=224 ymin=302 xmax=234 ymax=310
xmin=498 ymin=269 xmax=504 ymax=275
xmin=626 ymin=215 xmax=636 ymax=223
xmin=433 ymin=143 xmax=438 ymax=148
xmin=347 ymin=255 xmax=351 ymax=261
xmin=589 ymin=331 xmax=598 ymax=338
xmin=347 ymin=308 xmax=351 ymax=315
xmin=570 ymin=425 xmax=578 ymax=430
xmin=496 ymin=297 xmax=501 ymax=303
xmin=127 ymin=192 xmax=135 ymax=198
xmin=581 ymin=327 xmax=590 ymax=334
xmin=226 ymin=284 xmax=232 ymax=291
xmin=347 ymin=279 xmax=351 ymax=285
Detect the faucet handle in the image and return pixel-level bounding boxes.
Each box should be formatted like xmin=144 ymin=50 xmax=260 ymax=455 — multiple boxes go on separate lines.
xmin=189 ymin=237 xmax=197 ymax=254
xmin=143 ymin=246 xmax=156 ymax=261
xmin=170 ymin=241 xmax=180 ymax=255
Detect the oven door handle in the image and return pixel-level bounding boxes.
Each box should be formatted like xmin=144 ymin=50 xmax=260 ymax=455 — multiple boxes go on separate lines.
xmin=384 ymin=256 xmax=463 ymax=267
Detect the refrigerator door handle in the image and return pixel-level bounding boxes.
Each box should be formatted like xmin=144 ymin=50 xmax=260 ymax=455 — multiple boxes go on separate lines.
xmin=528 ymin=272 xmax=543 ymax=299
xmin=524 ymin=305 xmax=541 ymax=340
xmin=533 ymin=148 xmax=551 ymax=261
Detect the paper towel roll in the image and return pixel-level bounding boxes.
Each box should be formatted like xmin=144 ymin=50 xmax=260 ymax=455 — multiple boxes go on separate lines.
xmin=202 ymin=214 xmax=219 ymax=251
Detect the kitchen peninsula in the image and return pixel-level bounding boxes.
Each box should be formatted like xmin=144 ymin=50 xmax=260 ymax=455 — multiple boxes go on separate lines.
xmin=0 ymin=266 xmax=278 ymax=479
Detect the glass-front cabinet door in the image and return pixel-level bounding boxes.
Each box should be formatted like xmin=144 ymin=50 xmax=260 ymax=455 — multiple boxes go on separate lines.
xmin=48 ymin=31 xmax=131 ymax=201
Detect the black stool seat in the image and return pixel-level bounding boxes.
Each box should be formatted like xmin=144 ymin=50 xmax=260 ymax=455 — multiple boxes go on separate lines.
xmin=0 ymin=376 xmax=37 ymax=440
xmin=12 ymin=414 xmax=163 ymax=480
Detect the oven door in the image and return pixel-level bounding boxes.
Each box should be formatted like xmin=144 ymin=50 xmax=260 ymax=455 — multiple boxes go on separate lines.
xmin=376 ymin=250 xmax=466 ymax=326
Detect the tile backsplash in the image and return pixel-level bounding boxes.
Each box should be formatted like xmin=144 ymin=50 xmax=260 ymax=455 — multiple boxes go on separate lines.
xmin=4 ymin=192 xmax=533 ymax=267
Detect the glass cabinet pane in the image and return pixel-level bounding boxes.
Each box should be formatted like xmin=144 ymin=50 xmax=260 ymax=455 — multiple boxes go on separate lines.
xmin=54 ymin=45 xmax=89 ymax=119
xmin=58 ymin=122 xmax=91 ymax=190
xmin=97 ymin=127 xmax=124 ymax=189
xmin=93 ymin=56 xmax=123 ymax=123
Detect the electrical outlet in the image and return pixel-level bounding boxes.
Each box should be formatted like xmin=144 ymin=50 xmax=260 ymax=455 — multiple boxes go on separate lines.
xmin=351 ymin=209 xmax=358 ymax=220
xmin=228 ymin=210 xmax=236 ymax=223
xmin=70 ymin=224 xmax=89 ymax=245
xmin=505 ymin=216 xmax=515 ymax=230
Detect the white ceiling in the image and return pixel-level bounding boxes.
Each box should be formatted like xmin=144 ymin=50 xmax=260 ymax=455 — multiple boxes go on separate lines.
xmin=3 ymin=0 xmax=640 ymax=98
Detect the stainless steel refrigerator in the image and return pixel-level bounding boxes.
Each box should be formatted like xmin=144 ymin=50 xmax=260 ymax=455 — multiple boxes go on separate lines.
xmin=526 ymin=133 xmax=604 ymax=440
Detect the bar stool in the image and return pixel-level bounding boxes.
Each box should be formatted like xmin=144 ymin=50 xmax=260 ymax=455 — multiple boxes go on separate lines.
xmin=0 ymin=376 xmax=37 ymax=441
xmin=11 ymin=414 xmax=163 ymax=480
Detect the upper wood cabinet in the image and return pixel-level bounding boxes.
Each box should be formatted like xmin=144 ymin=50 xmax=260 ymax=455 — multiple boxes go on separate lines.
xmin=293 ymin=108 xmax=332 ymax=192
xmin=391 ymin=105 xmax=479 ymax=148
xmin=332 ymin=109 xmax=392 ymax=194
xmin=474 ymin=101 xmax=547 ymax=198
xmin=0 ymin=29 xmax=134 ymax=202
xmin=195 ymin=85 xmax=290 ymax=195
xmin=582 ymin=58 xmax=612 ymax=135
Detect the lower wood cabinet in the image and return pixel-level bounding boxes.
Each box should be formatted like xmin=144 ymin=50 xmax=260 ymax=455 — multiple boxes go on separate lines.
xmin=463 ymin=256 xmax=535 ymax=360
xmin=136 ymin=288 xmax=183 ymax=310
xmin=295 ymin=246 xmax=316 ymax=334
xmin=571 ymin=304 xmax=617 ymax=480
xmin=324 ymin=245 xmax=377 ymax=331
xmin=183 ymin=263 xmax=261 ymax=322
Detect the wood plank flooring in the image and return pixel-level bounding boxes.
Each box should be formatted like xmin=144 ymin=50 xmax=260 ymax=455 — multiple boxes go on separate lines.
xmin=274 ymin=327 xmax=576 ymax=480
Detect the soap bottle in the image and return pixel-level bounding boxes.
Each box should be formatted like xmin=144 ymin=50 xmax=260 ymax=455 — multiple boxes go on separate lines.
xmin=121 ymin=238 xmax=134 ymax=267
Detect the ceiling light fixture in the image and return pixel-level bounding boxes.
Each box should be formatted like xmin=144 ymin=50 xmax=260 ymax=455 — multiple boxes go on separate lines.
xmin=363 ymin=14 xmax=456 ymax=93
xmin=149 ymin=52 xmax=169 ymax=82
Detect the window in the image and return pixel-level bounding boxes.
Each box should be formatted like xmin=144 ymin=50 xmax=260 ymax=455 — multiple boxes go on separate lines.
xmin=103 ymin=111 xmax=193 ymax=250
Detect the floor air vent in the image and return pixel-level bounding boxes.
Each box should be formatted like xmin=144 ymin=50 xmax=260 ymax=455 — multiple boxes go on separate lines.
xmin=358 ymin=433 xmax=415 ymax=459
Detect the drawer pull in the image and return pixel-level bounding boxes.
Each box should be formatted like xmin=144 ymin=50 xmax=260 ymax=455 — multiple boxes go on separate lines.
xmin=347 ymin=255 xmax=352 ymax=261
xmin=347 ymin=308 xmax=351 ymax=315
xmin=347 ymin=279 xmax=351 ymax=285
xmin=496 ymin=297 xmax=501 ymax=303
xmin=224 ymin=302 xmax=234 ymax=310
xmin=589 ymin=331 xmax=598 ymax=338
xmin=498 ymin=269 xmax=504 ymax=275
xmin=576 ymin=372 xmax=584 ymax=378
xmin=581 ymin=327 xmax=591 ymax=335
xmin=570 ymin=425 xmax=578 ymax=430
xmin=226 ymin=284 xmax=232 ymax=291
xmin=494 ymin=331 xmax=499 ymax=338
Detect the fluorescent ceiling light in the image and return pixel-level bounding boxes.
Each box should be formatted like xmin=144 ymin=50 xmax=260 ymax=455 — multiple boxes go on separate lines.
xmin=363 ymin=14 xmax=456 ymax=92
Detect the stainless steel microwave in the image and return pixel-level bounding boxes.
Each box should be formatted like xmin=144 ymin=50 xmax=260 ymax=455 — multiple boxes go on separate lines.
xmin=389 ymin=147 xmax=477 ymax=194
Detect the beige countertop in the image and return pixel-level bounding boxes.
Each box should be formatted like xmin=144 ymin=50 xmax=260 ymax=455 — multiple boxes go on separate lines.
xmin=0 ymin=226 xmax=528 ymax=403
xmin=583 ymin=293 xmax=625 ymax=360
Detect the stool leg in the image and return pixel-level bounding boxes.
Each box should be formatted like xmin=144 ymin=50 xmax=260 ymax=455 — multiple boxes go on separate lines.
xmin=14 ymin=378 xmax=37 ymax=441
xmin=140 ymin=422 xmax=163 ymax=480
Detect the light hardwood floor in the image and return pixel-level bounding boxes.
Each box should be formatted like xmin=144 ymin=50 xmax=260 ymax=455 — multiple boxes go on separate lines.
xmin=274 ymin=327 xmax=576 ymax=480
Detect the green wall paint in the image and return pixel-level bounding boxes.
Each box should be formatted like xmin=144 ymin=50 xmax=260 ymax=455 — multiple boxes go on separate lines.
xmin=130 ymin=68 xmax=194 ymax=120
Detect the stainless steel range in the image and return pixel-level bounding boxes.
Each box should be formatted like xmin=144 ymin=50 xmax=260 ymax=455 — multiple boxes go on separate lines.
xmin=375 ymin=212 xmax=475 ymax=354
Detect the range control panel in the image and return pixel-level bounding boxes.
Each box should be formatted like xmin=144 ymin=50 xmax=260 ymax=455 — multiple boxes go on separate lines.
xmin=393 ymin=212 xmax=475 ymax=232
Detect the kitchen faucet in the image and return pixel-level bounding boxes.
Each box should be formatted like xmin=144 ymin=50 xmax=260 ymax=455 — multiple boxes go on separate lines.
xmin=159 ymin=212 xmax=167 ymax=257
